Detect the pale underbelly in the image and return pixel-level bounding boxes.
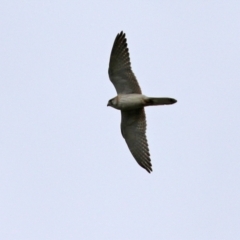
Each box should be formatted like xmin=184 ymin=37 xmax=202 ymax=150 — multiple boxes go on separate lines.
xmin=117 ymin=94 xmax=146 ymax=110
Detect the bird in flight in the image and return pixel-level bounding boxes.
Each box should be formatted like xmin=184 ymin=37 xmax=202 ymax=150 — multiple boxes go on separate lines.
xmin=107 ymin=31 xmax=177 ymax=173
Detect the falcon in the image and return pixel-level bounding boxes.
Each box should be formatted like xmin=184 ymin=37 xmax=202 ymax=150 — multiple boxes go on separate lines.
xmin=107 ymin=31 xmax=177 ymax=173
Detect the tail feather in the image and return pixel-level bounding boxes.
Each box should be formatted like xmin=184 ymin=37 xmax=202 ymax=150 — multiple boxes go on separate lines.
xmin=145 ymin=97 xmax=177 ymax=106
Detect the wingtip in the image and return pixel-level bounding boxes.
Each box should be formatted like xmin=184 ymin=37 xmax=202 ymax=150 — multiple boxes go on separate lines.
xmin=139 ymin=160 xmax=152 ymax=173
xmin=117 ymin=31 xmax=125 ymax=38
xmin=146 ymin=168 xmax=152 ymax=174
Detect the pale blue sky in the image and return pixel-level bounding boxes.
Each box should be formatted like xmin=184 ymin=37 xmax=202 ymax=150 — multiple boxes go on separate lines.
xmin=1 ymin=1 xmax=240 ymax=239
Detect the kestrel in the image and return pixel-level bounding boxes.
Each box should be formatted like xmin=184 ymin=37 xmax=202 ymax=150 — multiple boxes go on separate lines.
xmin=107 ymin=31 xmax=177 ymax=173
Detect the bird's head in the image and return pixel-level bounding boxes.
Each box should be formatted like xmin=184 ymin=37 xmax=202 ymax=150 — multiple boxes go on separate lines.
xmin=107 ymin=97 xmax=117 ymax=108
xmin=107 ymin=98 xmax=113 ymax=107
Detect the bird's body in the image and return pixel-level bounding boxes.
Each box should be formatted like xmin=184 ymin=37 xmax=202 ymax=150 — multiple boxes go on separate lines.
xmin=108 ymin=94 xmax=176 ymax=110
xmin=108 ymin=94 xmax=146 ymax=110
xmin=107 ymin=31 xmax=177 ymax=173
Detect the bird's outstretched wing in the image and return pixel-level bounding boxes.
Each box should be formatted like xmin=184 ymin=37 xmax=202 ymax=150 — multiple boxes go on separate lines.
xmin=121 ymin=109 xmax=152 ymax=173
xmin=108 ymin=31 xmax=142 ymax=94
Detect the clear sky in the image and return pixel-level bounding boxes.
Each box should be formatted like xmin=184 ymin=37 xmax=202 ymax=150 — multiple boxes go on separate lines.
xmin=1 ymin=1 xmax=240 ymax=239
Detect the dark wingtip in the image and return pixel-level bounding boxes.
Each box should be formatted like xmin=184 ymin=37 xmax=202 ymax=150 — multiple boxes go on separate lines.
xmin=117 ymin=31 xmax=125 ymax=38
xmin=138 ymin=160 xmax=152 ymax=173
xmin=140 ymin=162 xmax=152 ymax=173
xmin=146 ymin=168 xmax=152 ymax=174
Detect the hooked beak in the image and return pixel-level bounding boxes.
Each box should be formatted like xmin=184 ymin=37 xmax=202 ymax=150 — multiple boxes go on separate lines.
xmin=107 ymin=102 xmax=110 ymax=107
